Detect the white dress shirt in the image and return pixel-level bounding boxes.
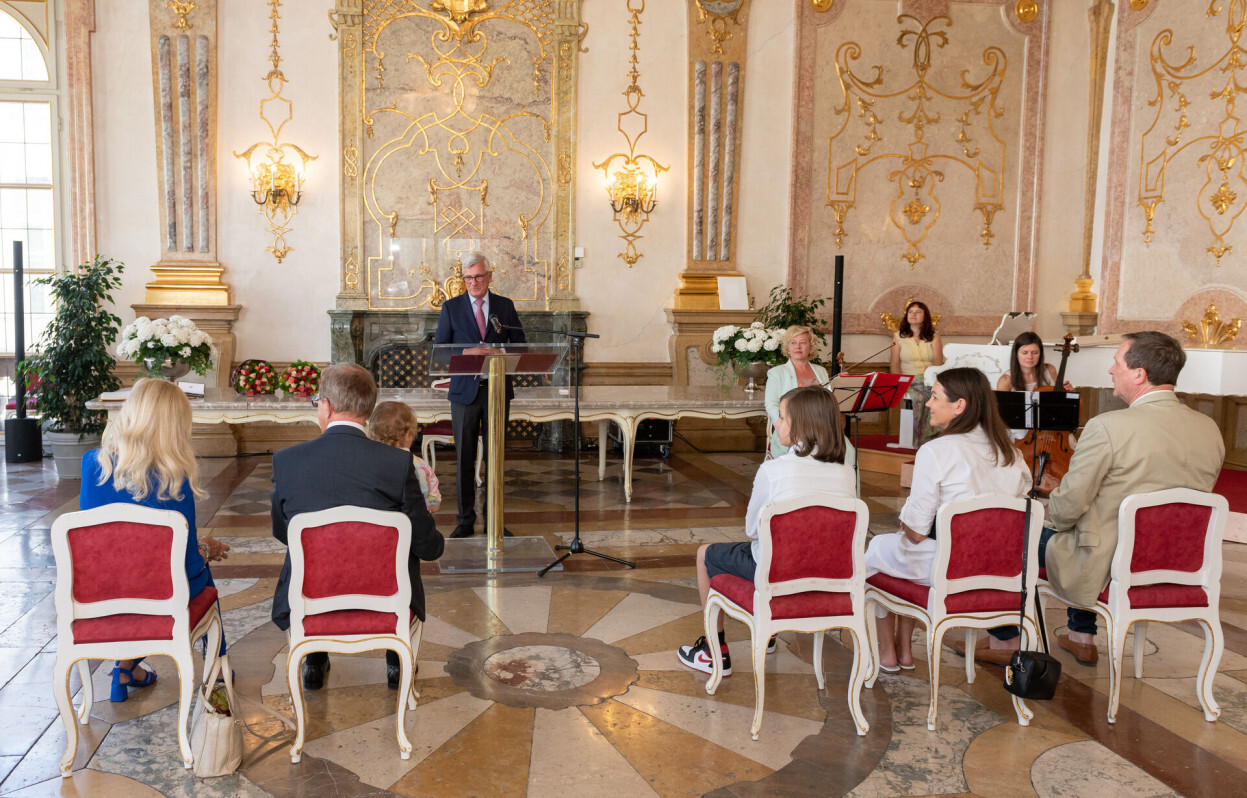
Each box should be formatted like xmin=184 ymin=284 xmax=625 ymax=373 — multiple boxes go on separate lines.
xmin=744 ymin=448 xmax=858 ymax=561
xmin=865 ymin=426 xmax=1031 ymax=584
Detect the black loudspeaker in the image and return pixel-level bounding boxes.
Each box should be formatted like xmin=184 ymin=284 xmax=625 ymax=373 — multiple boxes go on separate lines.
xmin=5 ymin=418 xmax=41 ymax=462
xmin=6 ymin=240 xmax=42 ymax=463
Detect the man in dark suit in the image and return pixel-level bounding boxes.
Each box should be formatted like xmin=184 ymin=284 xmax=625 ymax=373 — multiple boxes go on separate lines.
xmin=434 ymin=252 xmax=526 ymax=538
xmin=270 ymin=363 xmax=444 ymax=690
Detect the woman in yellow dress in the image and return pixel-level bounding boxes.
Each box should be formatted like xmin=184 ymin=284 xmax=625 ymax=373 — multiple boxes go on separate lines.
xmin=889 ymin=301 xmax=944 ymax=445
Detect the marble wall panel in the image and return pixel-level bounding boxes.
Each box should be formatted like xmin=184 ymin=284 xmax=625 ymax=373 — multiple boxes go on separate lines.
xmin=348 ymin=2 xmax=578 ymax=312
xmin=789 ymin=0 xmax=1047 ymax=336
xmin=1099 ymin=1 xmax=1247 ymax=334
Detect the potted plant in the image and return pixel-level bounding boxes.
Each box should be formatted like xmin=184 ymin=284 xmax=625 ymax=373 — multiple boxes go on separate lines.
xmin=117 ymin=315 xmax=215 ymax=379
xmin=710 ymin=322 xmax=786 ymax=392
xmin=756 ymin=285 xmax=829 ymax=354
xmin=20 ymin=256 xmax=125 ymax=479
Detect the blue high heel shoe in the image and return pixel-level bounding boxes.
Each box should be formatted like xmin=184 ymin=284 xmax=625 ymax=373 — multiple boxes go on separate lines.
xmin=110 ymin=658 xmax=158 ymax=702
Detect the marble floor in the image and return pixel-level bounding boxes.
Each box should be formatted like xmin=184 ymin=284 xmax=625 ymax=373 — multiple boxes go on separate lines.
xmin=2 ymin=441 xmax=1247 ymax=797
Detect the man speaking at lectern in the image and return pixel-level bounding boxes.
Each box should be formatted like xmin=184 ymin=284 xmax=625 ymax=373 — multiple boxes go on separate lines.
xmin=434 ymin=252 xmax=526 ymax=539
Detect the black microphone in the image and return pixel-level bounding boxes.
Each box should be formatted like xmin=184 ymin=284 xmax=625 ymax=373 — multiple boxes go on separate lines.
xmin=489 ymin=314 xmax=503 ymax=334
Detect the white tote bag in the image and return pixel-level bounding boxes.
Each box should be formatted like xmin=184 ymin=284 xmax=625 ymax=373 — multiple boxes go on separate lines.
xmin=189 ymin=653 xmax=244 ymax=777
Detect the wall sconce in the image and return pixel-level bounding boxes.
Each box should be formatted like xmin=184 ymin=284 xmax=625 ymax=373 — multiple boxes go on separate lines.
xmin=237 ymin=145 xmax=314 ymax=217
xmin=233 ymin=0 xmax=316 ymax=263
xmin=602 ymin=161 xmax=661 ymax=225
xmin=593 ymin=0 xmax=668 ymax=267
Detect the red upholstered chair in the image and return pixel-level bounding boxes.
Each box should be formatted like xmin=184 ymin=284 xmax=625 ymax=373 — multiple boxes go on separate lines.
xmin=285 ymin=507 xmax=421 ymax=762
xmin=703 ymin=495 xmax=872 ymax=740
xmin=4 ymin=374 xmax=41 ymax=417
xmin=864 ymin=494 xmax=1044 ymax=731
xmin=421 ymin=379 xmax=482 ymax=485
xmin=51 ymin=504 xmax=223 ymax=776
xmin=1037 ymin=488 xmax=1227 ymax=724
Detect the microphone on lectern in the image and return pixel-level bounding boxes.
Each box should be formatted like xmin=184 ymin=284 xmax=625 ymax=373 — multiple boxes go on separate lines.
xmin=489 ymin=314 xmax=503 ymax=334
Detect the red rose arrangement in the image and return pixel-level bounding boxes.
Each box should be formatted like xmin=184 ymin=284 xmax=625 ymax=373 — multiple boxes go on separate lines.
xmin=280 ymin=360 xmax=320 ymax=397
xmin=234 ymin=359 xmax=277 ymax=396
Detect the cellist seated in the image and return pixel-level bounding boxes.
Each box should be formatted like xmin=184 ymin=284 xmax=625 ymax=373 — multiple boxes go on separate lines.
xmin=998 ymin=332 xmax=1077 ymax=496
xmin=997 ymin=332 xmax=1074 ymax=392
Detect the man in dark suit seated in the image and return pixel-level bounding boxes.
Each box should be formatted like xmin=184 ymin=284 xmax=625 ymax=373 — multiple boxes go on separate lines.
xmin=433 ymin=251 xmax=526 ymax=538
xmin=270 ymin=363 xmax=445 ymax=690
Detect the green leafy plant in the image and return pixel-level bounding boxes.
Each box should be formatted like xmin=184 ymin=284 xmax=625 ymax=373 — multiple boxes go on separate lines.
xmin=20 ymin=256 xmax=125 ymax=436
xmin=756 ymin=285 xmax=829 ymax=349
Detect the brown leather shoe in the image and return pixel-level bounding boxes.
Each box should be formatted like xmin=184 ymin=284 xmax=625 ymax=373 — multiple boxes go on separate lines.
xmin=952 ymin=637 xmax=1015 ymax=665
xmin=1057 ymin=634 xmax=1099 ymax=665
xmin=950 ymin=636 xmax=990 ymax=657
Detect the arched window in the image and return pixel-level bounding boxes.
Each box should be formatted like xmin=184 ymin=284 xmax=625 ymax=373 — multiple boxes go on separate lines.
xmin=0 ymin=11 xmax=49 ymax=80
xmin=0 ymin=5 xmax=56 ymax=392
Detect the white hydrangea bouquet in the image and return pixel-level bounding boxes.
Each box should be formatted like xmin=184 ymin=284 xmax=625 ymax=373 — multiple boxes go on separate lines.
xmin=710 ymin=322 xmax=786 ymax=370
xmin=118 ymin=315 xmax=216 ymax=378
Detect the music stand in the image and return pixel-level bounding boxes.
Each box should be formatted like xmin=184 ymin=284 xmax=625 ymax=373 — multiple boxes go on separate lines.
xmin=995 ymin=390 xmax=1080 ymax=496
xmin=829 ymin=372 xmax=914 ymax=487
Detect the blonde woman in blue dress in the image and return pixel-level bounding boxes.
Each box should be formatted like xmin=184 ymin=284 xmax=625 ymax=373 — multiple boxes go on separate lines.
xmin=764 ymin=326 xmax=827 ymax=458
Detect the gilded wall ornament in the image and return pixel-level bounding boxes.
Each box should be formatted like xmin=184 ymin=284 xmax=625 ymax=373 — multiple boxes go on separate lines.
xmin=811 ymin=0 xmax=835 ymax=11
xmin=345 ymin=247 xmax=360 ymax=289
xmin=826 ymin=16 xmax=1007 ymax=269
xmin=444 ymin=261 xmax=467 ymax=299
xmin=355 ymin=0 xmax=567 ymax=309
xmin=343 ymin=143 xmax=359 ymax=182
xmin=693 ymin=0 xmax=746 ymax=57
xmin=431 ymin=0 xmax=490 ymax=26
xmin=1138 ymin=0 xmax=1247 ymax=266
xmin=165 ymin=1 xmax=198 ymax=30
xmin=1182 ymin=302 xmax=1241 ymax=347
xmin=1015 ymin=1 xmax=1038 ymax=24
xmin=903 ymin=198 xmax=930 ymax=224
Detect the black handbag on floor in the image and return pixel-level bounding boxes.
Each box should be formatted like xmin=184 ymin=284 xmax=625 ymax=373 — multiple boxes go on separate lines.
xmin=1003 ymin=498 xmax=1062 ymax=700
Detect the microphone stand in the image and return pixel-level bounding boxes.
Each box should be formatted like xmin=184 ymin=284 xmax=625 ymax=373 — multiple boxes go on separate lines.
xmin=534 ymin=327 xmax=634 ymax=576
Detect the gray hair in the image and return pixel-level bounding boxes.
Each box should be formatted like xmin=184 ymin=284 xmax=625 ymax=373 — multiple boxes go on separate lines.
xmin=463 ymin=251 xmax=491 ymax=271
xmin=320 ymin=362 xmax=377 ymax=419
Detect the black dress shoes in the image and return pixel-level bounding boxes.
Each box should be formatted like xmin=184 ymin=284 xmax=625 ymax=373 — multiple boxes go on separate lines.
xmin=302 ymin=656 xmax=330 ymax=690
xmin=387 ymin=661 xmax=418 ymax=690
xmin=450 ymin=523 xmax=475 ymax=538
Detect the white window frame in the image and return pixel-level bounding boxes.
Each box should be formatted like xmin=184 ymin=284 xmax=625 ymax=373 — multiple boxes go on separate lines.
xmin=0 ymin=1 xmax=62 ymax=364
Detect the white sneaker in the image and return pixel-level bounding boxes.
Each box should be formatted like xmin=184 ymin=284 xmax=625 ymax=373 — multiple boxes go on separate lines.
xmin=766 ymin=634 xmax=779 ymax=654
xmin=676 ymin=636 xmax=731 ymax=676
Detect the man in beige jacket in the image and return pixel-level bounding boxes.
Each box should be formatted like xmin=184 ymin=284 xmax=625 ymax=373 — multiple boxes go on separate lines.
xmin=1043 ymin=331 xmax=1224 ymax=664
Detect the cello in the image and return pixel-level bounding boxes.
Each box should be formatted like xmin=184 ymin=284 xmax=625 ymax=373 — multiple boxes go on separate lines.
xmin=1015 ymin=333 xmax=1079 ymax=497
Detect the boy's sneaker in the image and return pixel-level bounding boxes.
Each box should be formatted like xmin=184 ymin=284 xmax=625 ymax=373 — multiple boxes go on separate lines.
xmin=766 ymin=634 xmax=779 ymax=654
xmin=676 ymin=635 xmax=731 ymax=676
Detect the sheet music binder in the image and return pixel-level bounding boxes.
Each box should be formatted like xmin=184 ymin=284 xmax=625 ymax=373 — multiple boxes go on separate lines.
xmin=828 ymin=372 xmax=914 ymax=413
xmin=995 ymin=390 xmax=1080 ymax=432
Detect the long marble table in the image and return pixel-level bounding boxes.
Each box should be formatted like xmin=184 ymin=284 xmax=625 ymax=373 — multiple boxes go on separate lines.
xmin=94 ymin=386 xmax=767 ymax=502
